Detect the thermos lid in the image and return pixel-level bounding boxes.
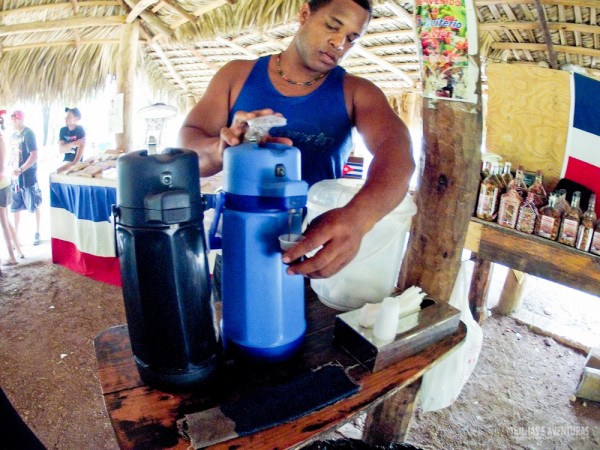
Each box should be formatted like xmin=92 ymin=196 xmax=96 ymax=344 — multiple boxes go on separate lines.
xmin=116 ymin=148 xmax=203 ymax=227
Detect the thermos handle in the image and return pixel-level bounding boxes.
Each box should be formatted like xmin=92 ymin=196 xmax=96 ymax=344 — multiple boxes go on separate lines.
xmin=203 ymin=191 xmax=224 ymax=250
xmin=111 ymin=204 xmax=120 ymax=257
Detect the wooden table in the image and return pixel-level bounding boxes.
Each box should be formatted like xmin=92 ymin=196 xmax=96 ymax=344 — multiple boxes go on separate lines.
xmin=94 ymin=287 xmax=466 ymax=449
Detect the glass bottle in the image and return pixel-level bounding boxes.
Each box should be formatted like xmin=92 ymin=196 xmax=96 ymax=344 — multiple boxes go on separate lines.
xmin=497 ymin=183 xmax=523 ymax=229
xmin=507 ymin=165 xmax=527 ymax=200
xmin=501 ymin=162 xmax=513 ymax=190
xmin=480 ymin=160 xmax=490 ymax=181
xmin=535 ymin=193 xmax=561 ymax=240
xmin=558 ymin=191 xmax=582 ymax=246
xmin=476 ymin=163 xmax=502 ymax=221
xmin=516 ymin=191 xmax=538 ymax=234
xmin=576 ymin=194 xmax=597 ymax=252
xmin=554 ymin=189 xmax=570 ymax=215
xmin=528 ymin=170 xmax=547 ymax=208
xmin=590 ymin=219 xmax=600 ymax=256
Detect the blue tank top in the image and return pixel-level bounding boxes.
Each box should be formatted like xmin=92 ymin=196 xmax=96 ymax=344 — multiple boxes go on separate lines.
xmin=229 ymin=55 xmax=353 ymax=187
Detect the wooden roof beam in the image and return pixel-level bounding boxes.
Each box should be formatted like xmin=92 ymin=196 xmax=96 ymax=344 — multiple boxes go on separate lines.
xmin=0 ymin=16 xmax=125 ymax=37
xmin=0 ymin=39 xmax=122 ymax=51
xmin=382 ymin=2 xmax=414 ymax=27
xmin=151 ymin=42 xmax=189 ymax=92
xmin=71 ymin=0 xmax=80 ymax=15
xmin=215 ymin=36 xmax=258 ymax=58
xmin=491 ymin=41 xmax=600 ymax=58
xmin=352 ymin=44 xmax=414 ymax=86
xmin=0 ymin=1 xmax=120 ymax=17
xmin=125 ymin=0 xmax=159 ymax=23
xmin=480 ymin=20 xmax=600 ymax=34
xmin=534 ymin=0 xmax=559 ymax=69
xmin=171 ymin=0 xmax=237 ymax=29
xmin=476 ymin=0 xmax=598 ymax=7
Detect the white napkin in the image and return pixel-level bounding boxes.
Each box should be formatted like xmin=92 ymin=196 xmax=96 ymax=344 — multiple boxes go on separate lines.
xmin=358 ymin=286 xmax=427 ymax=330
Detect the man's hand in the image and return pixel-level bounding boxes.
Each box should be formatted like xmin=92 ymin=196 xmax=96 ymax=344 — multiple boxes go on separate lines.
xmin=220 ymin=109 xmax=292 ymax=156
xmin=282 ymin=207 xmax=365 ymax=278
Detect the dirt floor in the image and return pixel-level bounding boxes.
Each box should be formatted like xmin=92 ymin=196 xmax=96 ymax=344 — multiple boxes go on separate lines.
xmin=1 ymin=241 xmax=599 ymax=449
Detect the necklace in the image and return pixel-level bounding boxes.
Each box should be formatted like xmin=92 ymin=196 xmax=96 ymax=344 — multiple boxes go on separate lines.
xmin=275 ymin=53 xmax=329 ymax=87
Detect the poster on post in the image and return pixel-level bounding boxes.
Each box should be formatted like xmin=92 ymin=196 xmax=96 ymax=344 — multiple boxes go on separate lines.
xmin=416 ymin=0 xmax=478 ymax=103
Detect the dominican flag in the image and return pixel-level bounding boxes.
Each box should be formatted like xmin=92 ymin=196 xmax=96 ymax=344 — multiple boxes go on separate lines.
xmin=563 ymin=73 xmax=600 ymax=212
xmin=50 ymin=175 xmax=121 ymax=286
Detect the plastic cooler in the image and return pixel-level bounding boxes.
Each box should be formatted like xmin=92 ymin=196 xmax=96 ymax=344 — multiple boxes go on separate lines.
xmin=307 ymin=179 xmax=417 ymax=311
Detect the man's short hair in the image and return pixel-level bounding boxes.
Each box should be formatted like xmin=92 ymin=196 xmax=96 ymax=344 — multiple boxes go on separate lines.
xmin=65 ymin=107 xmax=82 ymax=120
xmin=308 ymin=0 xmax=372 ymax=14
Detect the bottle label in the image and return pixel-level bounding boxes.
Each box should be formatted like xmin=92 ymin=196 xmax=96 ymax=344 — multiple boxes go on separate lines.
xmin=538 ymin=216 xmax=555 ymax=239
xmin=476 ymin=186 xmax=499 ymax=221
xmin=516 ymin=208 xmax=536 ymax=234
xmin=559 ymin=219 xmax=578 ymax=245
xmin=576 ymin=225 xmax=594 ymax=252
xmin=591 ymin=231 xmax=600 ymax=256
xmin=498 ymin=196 xmax=520 ymax=228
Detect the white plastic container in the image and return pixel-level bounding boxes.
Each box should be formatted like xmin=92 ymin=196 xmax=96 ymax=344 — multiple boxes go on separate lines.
xmin=307 ymin=179 xmax=417 ymax=311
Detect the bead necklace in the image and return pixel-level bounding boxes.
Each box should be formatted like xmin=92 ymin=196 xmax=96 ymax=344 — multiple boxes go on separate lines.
xmin=275 ymin=53 xmax=329 ymax=87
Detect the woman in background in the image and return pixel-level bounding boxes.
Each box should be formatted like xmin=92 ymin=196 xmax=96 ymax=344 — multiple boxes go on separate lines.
xmin=0 ymin=112 xmax=23 ymax=266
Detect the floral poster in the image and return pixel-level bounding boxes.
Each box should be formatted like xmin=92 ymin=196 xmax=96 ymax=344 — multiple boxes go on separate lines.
xmin=416 ymin=0 xmax=478 ymax=103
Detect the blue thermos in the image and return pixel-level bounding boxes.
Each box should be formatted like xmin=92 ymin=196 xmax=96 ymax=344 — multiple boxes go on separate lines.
xmin=220 ymin=116 xmax=308 ymax=362
xmin=113 ymin=148 xmax=219 ymax=391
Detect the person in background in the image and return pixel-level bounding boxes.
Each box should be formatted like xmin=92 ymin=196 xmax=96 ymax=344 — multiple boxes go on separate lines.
xmin=0 ymin=111 xmax=24 ymax=266
xmin=58 ymin=107 xmax=86 ymax=164
xmin=179 ymin=0 xmax=414 ymax=279
xmin=9 ymin=110 xmax=42 ymax=246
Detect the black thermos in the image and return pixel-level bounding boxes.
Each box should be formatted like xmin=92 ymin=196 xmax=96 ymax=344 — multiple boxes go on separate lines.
xmin=113 ymin=148 xmax=219 ymax=391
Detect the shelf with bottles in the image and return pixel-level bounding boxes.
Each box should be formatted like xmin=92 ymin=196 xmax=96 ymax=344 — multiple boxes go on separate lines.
xmin=475 ymin=161 xmax=600 ymax=258
xmin=465 ymin=217 xmax=600 ymax=299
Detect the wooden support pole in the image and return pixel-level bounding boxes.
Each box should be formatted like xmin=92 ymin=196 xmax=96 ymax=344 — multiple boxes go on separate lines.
xmin=497 ymin=269 xmax=527 ymax=316
xmin=398 ymin=90 xmax=483 ymax=302
xmin=115 ymin=21 xmax=139 ymax=152
xmin=363 ymin=379 xmax=422 ymax=445
xmin=468 ymin=256 xmax=492 ymax=324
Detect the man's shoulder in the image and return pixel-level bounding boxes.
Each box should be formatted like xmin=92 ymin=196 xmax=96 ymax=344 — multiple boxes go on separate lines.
xmin=219 ymin=59 xmax=259 ymax=79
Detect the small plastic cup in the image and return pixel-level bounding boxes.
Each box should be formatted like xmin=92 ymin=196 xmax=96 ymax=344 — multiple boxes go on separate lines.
xmin=278 ymin=234 xmax=304 ymax=251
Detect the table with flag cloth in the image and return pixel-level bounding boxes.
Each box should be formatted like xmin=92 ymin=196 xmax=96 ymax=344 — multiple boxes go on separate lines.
xmin=50 ymin=173 xmax=121 ymax=286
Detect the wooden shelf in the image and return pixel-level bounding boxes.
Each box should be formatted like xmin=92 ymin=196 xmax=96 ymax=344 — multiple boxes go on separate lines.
xmin=465 ymin=217 xmax=600 ymax=298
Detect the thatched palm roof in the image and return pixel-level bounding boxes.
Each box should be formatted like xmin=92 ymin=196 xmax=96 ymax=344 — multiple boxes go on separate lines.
xmin=1 ymin=0 xmax=599 ymax=106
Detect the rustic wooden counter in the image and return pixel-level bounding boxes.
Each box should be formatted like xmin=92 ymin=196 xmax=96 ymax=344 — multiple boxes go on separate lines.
xmin=465 ymin=217 xmax=600 ymax=321
xmin=94 ymin=287 xmax=466 ymax=449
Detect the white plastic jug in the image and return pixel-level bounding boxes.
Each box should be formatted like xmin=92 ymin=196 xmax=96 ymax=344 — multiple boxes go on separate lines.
xmin=307 ymin=179 xmax=417 ymax=311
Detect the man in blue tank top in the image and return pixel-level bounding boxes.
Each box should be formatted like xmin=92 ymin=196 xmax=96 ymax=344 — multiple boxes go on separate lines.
xmin=179 ymin=0 xmax=414 ymax=279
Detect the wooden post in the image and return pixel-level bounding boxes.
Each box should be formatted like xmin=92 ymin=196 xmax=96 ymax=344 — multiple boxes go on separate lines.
xmin=115 ymin=22 xmax=139 ymax=152
xmin=468 ymin=256 xmax=492 ymax=323
xmin=398 ymin=93 xmax=483 ymax=302
xmin=497 ymin=269 xmax=527 ymax=315
xmin=363 ymin=379 xmax=422 ymax=445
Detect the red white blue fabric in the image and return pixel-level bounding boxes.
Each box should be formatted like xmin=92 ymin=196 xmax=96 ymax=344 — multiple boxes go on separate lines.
xmin=50 ymin=174 xmax=121 ymax=286
xmin=563 ymin=73 xmax=600 ymax=212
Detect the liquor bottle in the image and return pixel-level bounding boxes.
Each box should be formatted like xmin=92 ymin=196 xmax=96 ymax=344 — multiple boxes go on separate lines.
xmin=558 ymin=191 xmax=582 ymax=246
xmin=554 ymin=189 xmax=570 ymax=215
xmin=501 ymin=162 xmax=514 ymax=189
xmin=476 ymin=163 xmax=502 ymax=221
xmin=576 ymin=194 xmax=597 ymax=252
xmin=480 ymin=160 xmax=490 ymax=181
xmin=528 ymin=170 xmax=547 ymax=207
xmin=590 ymin=219 xmax=600 ymax=256
xmin=534 ymin=193 xmax=561 ymax=240
xmin=497 ymin=183 xmax=523 ymax=229
xmin=516 ymin=191 xmax=538 ymax=234
xmin=507 ymin=165 xmax=527 ymax=199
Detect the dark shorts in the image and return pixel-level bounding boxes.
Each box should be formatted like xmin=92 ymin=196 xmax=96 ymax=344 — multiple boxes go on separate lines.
xmin=10 ymin=184 xmax=42 ymax=213
xmin=63 ymin=152 xmax=81 ymax=162
xmin=0 ymin=185 xmax=10 ymax=208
